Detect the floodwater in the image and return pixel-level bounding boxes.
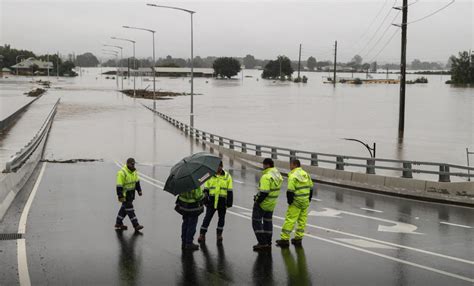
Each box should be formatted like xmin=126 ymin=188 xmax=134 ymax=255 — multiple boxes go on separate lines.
xmin=128 ymin=68 xmax=473 ymax=167
xmin=2 ymin=67 xmax=473 ymax=168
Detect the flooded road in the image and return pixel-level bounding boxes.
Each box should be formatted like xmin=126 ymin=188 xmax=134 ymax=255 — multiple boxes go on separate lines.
xmin=0 ymin=70 xmax=472 ymax=285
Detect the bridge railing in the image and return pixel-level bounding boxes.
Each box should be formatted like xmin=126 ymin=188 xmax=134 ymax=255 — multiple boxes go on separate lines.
xmin=146 ymin=106 xmax=474 ymax=183
xmin=4 ymin=98 xmax=60 ymax=173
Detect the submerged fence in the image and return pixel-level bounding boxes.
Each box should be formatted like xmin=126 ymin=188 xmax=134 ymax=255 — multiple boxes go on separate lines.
xmin=145 ymin=105 xmax=474 ymax=183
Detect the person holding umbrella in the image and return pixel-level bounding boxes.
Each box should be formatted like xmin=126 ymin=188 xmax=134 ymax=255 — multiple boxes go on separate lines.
xmin=252 ymin=158 xmax=283 ymax=251
xmin=164 ymin=152 xmax=222 ymax=251
xmin=176 ymin=187 xmax=204 ymax=251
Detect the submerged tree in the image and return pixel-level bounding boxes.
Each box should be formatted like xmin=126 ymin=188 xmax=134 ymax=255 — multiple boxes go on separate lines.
xmin=261 ymin=56 xmax=294 ymax=79
xmin=449 ymin=51 xmax=474 ymax=84
xmin=212 ymin=57 xmax=241 ymax=79
xmin=307 ymin=56 xmax=317 ymax=71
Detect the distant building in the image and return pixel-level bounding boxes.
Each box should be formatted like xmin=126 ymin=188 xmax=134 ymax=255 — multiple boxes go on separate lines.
xmin=10 ymin=57 xmax=53 ymax=75
xmin=2 ymin=67 xmax=12 ymax=75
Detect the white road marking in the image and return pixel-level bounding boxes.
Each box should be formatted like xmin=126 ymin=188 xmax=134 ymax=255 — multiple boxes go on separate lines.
xmin=308 ymin=207 xmax=421 ymax=234
xmin=227 ymin=209 xmax=474 ymax=283
xmin=308 ymin=209 xmax=342 ymax=217
xmin=17 ymin=162 xmax=47 ymax=286
xmin=440 ymin=222 xmax=472 ymax=229
xmin=233 ymin=179 xmax=244 ymax=184
xmin=360 ymin=207 xmax=383 ymax=213
xmin=334 ymin=239 xmax=398 ymax=250
xmin=311 ymin=198 xmax=322 ymax=202
xmin=114 ymin=161 xmax=165 ymax=186
xmin=134 ymin=170 xmax=474 ymax=266
xmin=140 ymin=177 xmax=164 ymax=190
xmin=232 ymin=205 xmax=473 ymax=265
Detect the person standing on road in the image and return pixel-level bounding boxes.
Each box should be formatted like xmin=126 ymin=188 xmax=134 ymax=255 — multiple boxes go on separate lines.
xmin=252 ymin=158 xmax=283 ymax=251
xmin=175 ymin=187 xmax=205 ymax=251
xmin=276 ymin=159 xmax=314 ymax=247
xmin=115 ymin=158 xmax=144 ymax=231
xmin=198 ymin=161 xmax=233 ymax=244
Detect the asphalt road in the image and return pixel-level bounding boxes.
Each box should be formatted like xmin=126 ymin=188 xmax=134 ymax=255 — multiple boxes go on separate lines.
xmin=0 ymin=88 xmax=473 ymax=285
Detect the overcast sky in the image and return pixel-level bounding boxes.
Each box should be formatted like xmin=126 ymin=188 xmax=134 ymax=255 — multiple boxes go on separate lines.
xmin=1 ymin=0 xmax=472 ymax=63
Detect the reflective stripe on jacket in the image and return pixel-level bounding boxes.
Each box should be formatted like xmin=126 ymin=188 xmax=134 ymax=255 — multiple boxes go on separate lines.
xmin=205 ymin=171 xmax=233 ymax=209
xmin=288 ymin=167 xmax=313 ymax=208
xmin=178 ymin=187 xmax=204 ymax=204
xmin=258 ymin=167 xmax=283 ymax=212
xmin=116 ymin=166 xmax=140 ymax=199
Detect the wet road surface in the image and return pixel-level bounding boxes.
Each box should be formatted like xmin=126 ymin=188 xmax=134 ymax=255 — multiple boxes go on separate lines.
xmin=0 ymin=80 xmax=473 ymax=285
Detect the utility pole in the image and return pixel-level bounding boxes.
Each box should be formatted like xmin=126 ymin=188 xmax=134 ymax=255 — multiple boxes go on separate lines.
xmin=398 ymin=0 xmax=408 ymax=138
xmin=333 ymin=40 xmax=337 ymax=86
xmin=297 ymin=43 xmax=302 ymax=80
xmin=57 ymin=52 xmax=60 ymax=78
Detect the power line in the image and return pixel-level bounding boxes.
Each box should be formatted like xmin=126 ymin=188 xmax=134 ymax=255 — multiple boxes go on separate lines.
xmin=354 ymin=0 xmax=399 ymax=56
xmin=367 ymin=29 xmax=399 ymax=63
xmin=363 ymin=10 xmax=401 ymax=60
xmin=348 ymin=0 xmax=391 ymax=50
xmin=407 ymin=0 xmax=455 ymax=24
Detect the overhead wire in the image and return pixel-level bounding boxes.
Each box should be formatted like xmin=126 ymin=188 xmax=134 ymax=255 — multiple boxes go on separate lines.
xmin=353 ymin=0 xmax=399 ymax=56
xmin=407 ymin=0 xmax=455 ymax=24
xmin=362 ymin=10 xmax=401 ymax=60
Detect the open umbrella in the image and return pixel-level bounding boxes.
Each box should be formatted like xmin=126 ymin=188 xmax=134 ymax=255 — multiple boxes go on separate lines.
xmin=164 ymin=152 xmax=221 ymax=196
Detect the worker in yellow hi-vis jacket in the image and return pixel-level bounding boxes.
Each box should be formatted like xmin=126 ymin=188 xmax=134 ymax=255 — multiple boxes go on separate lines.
xmin=276 ymin=159 xmax=314 ymax=247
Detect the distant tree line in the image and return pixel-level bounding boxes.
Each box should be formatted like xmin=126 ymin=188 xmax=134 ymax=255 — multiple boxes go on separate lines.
xmin=0 ymin=44 xmax=77 ymax=76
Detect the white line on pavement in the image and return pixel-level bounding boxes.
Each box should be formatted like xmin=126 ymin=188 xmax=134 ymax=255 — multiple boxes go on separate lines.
xmin=440 ymin=222 xmax=472 ymax=229
xmin=227 ymin=209 xmax=474 ymax=283
xmin=17 ymin=162 xmax=47 ymax=286
xmin=311 ymin=198 xmax=322 ymax=202
xmin=114 ymin=161 xmax=165 ymax=186
xmin=232 ymin=205 xmax=474 ymax=265
xmin=233 ymin=179 xmax=244 ymax=184
xmin=360 ymin=207 xmax=383 ymax=213
xmin=134 ymin=164 xmax=474 ymax=266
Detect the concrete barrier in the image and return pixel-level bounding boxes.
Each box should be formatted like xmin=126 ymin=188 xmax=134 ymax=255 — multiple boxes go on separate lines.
xmin=204 ymin=141 xmax=474 ymax=206
xmin=0 ymin=97 xmax=57 ymax=221
xmin=0 ymin=94 xmax=43 ymax=133
xmin=146 ymin=106 xmax=474 ymax=206
xmin=0 ymin=129 xmax=47 ymax=220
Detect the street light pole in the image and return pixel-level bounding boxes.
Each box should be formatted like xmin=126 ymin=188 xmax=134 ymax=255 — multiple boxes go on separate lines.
xmin=342 ymin=138 xmax=376 ymax=158
xmin=103 ymin=44 xmax=123 ymax=90
xmin=15 ymin=55 xmax=25 ymax=76
xmin=190 ymin=12 xmax=194 ymax=126
xmin=146 ymin=3 xmax=196 ymax=126
xmin=123 ymin=26 xmax=157 ymax=109
xmin=111 ymin=37 xmax=136 ymax=97
xmin=102 ymin=49 xmax=119 ymax=88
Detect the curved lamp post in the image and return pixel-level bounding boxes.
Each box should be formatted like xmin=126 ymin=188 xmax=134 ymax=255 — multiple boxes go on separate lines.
xmin=123 ymin=25 xmax=156 ymax=109
xmin=146 ymin=3 xmax=196 ymax=126
xmin=103 ymin=44 xmax=123 ymax=90
xmin=111 ymin=36 xmax=136 ymax=97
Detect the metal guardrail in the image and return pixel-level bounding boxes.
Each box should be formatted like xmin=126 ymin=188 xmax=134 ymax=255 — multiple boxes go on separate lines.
xmin=4 ymin=98 xmax=60 ymax=173
xmin=145 ymin=105 xmax=474 ymax=182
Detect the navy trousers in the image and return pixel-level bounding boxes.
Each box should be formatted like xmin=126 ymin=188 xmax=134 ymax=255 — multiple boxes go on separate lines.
xmin=252 ymin=203 xmax=273 ymax=245
xmin=181 ymin=215 xmax=199 ymax=245
xmin=116 ymin=201 xmax=139 ymax=227
xmin=200 ymin=206 xmax=227 ymax=235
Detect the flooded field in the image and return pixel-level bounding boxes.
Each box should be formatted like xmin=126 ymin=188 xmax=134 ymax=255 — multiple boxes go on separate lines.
xmin=1 ymin=67 xmax=473 ymax=167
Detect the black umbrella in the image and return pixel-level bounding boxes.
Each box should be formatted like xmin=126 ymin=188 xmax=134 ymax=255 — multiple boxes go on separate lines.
xmin=164 ymin=152 xmax=221 ymax=196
